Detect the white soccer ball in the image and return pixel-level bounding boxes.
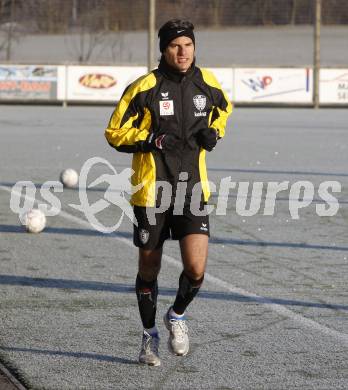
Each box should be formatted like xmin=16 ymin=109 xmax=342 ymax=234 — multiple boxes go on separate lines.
xmin=60 ymin=168 xmax=79 ymax=188
xmin=21 ymin=209 xmax=46 ymax=233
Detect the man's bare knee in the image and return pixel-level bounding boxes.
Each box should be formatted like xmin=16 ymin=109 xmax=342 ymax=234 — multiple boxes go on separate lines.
xmin=180 ymin=234 xmax=208 ymax=280
xmin=184 ymin=266 xmax=205 ymax=281
xmin=138 ymin=248 xmax=162 ymax=281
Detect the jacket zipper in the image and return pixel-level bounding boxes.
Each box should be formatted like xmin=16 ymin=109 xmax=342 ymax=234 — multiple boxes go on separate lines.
xmin=179 ymin=76 xmax=186 ymax=174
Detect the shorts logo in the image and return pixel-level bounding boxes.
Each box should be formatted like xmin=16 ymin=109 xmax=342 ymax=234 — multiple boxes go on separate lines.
xmin=200 ymin=222 xmax=208 ymax=232
xmin=139 ymin=228 xmax=150 ymax=244
xmin=193 ymin=95 xmax=207 ymax=117
xmin=160 ymin=100 xmax=174 ymax=116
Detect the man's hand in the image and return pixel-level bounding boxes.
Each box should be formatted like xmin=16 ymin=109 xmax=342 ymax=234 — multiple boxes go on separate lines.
xmin=196 ymin=128 xmax=218 ymax=152
xmin=137 ymin=133 xmax=180 ymax=152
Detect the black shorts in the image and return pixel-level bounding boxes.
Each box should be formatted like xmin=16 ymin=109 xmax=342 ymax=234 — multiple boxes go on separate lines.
xmin=133 ymin=204 xmax=210 ymax=250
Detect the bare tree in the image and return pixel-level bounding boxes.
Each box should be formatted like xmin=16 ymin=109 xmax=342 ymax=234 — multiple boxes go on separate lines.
xmin=66 ymin=3 xmax=107 ymax=63
xmin=104 ymin=30 xmax=124 ymax=63
xmin=0 ymin=0 xmax=21 ymax=61
xmin=211 ymin=0 xmax=222 ymax=27
xmin=260 ymin=0 xmax=274 ymax=25
xmin=290 ymin=0 xmax=298 ymax=24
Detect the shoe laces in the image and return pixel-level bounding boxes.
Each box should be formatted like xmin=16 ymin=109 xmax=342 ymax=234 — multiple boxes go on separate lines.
xmin=169 ymin=318 xmax=188 ymax=342
xmin=142 ymin=332 xmax=159 ymax=354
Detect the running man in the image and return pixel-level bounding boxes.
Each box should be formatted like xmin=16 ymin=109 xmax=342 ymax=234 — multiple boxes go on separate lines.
xmin=105 ymin=19 xmax=232 ymax=366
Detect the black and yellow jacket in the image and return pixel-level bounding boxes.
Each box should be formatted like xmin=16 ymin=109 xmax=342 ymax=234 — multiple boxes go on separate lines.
xmin=105 ymin=58 xmax=232 ymax=207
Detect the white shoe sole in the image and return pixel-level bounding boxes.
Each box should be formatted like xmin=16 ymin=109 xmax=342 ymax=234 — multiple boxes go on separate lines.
xmin=167 ymin=339 xmax=189 ymax=356
xmin=139 ymin=359 xmax=161 ymax=367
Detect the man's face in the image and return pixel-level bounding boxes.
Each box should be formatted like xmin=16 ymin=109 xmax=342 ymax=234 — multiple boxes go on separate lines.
xmin=163 ymin=36 xmax=194 ymax=73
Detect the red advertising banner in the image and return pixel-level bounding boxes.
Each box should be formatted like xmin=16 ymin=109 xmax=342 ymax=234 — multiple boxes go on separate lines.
xmin=0 ymin=65 xmax=58 ymax=100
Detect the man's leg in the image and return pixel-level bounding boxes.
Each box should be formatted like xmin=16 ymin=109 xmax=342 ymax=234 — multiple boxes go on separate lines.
xmin=137 ymin=247 xmax=162 ymax=366
xmin=134 ymin=204 xmax=169 ymax=330
xmin=134 ymin=202 xmax=170 ymax=366
xmin=174 ymin=233 xmax=208 ymax=313
xmin=136 ymin=247 xmax=162 ymax=330
xmin=164 ymin=234 xmax=208 ymax=356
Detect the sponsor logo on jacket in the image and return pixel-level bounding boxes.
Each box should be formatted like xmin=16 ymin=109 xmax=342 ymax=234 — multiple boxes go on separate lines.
xmin=159 ymin=99 xmax=174 ymax=115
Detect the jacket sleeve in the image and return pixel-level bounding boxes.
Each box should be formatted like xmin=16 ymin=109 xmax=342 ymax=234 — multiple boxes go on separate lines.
xmin=105 ymin=73 xmax=156 ymax=153
xmin=201 ymin=68 xmax=233 ymax=138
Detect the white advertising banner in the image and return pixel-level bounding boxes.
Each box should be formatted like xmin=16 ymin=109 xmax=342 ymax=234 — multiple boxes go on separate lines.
xmin=320 ymin=69 xmax=348 ymax=104
xmin=207 ymin=67 xmax=234 ymax=100
xmin=65 ymin=66 xmax=147 ymax=102
xmin=234 ymin=68 xmax=312 ymax=103
xmin=57 ymin=66 xmax=67 ymax=101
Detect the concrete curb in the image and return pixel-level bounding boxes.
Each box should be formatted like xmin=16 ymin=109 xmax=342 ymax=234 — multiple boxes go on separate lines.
xmin=0 ymin=361 xmax=27 ymax=390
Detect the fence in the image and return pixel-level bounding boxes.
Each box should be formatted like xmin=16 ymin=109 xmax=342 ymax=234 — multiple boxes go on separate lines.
xmin=0 ymin=0 xmax=347 ymax=106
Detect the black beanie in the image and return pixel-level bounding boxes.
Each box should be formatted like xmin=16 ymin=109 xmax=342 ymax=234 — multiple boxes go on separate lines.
xmin=158 ymin=19 xmax=195 ymax=53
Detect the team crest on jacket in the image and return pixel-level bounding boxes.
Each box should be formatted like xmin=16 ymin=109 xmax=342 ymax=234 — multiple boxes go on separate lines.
xmin=193 ymin=95 xmax=207 ymax=117
xmin=139 ymin=229 xmax=150 ymax=244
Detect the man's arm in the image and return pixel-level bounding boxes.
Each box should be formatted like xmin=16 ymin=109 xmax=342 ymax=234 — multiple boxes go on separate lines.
xmin=200 ymin=68 xmax=233 ymax=139
xmin=194 ymin=69 xmax=232 ymax=152
xmin=105 ymin=73 xmax=156 ymax=153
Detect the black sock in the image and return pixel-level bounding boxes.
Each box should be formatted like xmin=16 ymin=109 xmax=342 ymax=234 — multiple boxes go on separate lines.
xmin=135 ymin=274 xmax=158 ymax=329
xmin=172 ymin=272 xmax=204 ymax=315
